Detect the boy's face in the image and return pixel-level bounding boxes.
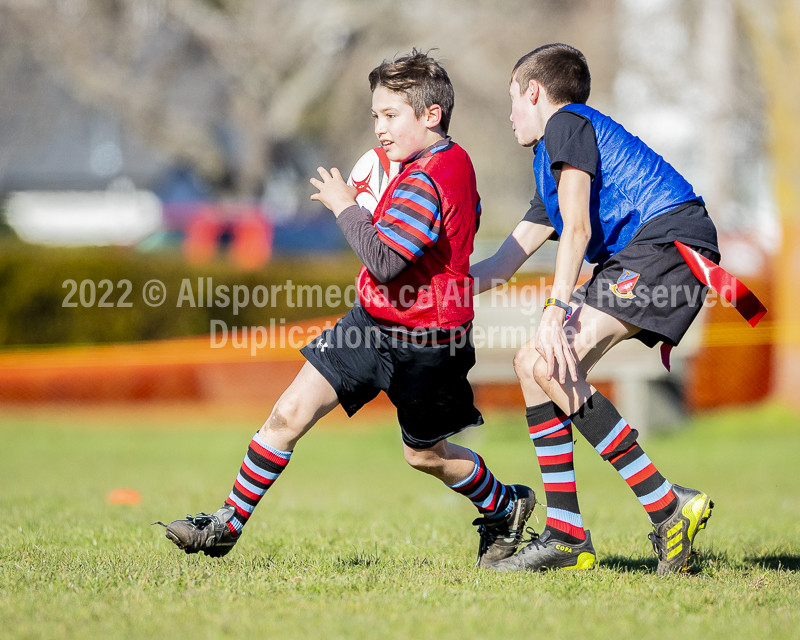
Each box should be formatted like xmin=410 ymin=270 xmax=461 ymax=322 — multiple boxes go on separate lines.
xmin=372 ymin=85 xmax=438 ymax=163
xmin=509 ymin=77 xmax=540 ymax=147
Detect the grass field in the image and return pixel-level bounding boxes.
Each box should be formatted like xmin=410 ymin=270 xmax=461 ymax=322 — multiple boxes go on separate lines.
xmin=2 ymin=404 xmax=799 ymax=640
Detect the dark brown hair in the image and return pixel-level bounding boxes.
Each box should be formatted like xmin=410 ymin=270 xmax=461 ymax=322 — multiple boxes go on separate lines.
xmin=512 ymin=43 xmax=591 ymax=105
xmin=369 ymin=49 xmax=455 ymax=134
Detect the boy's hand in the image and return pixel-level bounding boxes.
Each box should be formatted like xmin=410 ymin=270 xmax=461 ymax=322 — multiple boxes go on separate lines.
xmin=535 ymin=306 xmax=578 ymax=385
xmin=310 ymin=167 xmax=358 ymax=217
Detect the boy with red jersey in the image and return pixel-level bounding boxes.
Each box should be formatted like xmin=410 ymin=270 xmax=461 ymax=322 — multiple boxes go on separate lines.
xmin=160 ymin=50 xmax=534 ymax=567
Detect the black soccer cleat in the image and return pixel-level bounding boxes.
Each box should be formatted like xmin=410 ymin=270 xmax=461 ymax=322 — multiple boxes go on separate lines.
xmin=474 ymin=484 xmax=537 ymax=568
xmin=155 ymin=505 xmax=240 ymax=557
xmin=488 ymin=528 xmax=596 ymax=572
xmin=648 ymin=484 xmax=714 ymax=575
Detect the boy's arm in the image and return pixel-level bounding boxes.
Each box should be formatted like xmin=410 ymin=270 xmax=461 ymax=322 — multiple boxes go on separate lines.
xmin=310 ymin=166 xmax=440 ymax=284
xmin=535 ymin=164 xmax=592 ymax=384
xmin=336 ymin=205 xmax=409 ymax=282
xmin=471 ymin=221 xmax=555 ymax=294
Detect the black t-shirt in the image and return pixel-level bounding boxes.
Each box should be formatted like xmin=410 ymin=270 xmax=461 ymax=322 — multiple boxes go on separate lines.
xmin=522 ymin=110 xmax=719 ymax=257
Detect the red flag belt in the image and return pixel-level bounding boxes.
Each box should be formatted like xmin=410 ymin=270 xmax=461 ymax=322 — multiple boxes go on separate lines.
xmin=659 ymin=241 xmax=767 ymax=371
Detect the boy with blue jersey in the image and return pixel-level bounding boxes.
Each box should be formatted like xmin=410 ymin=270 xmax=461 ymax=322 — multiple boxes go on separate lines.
xmin=472 ymin=44 xmax=721 ymax=574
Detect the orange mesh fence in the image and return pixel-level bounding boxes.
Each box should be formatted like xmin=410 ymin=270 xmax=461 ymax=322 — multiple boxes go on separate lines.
xmin=0 ymin=318 xmax=334 ymax=405
xmin=685 ymin=273 xmax=773 ymax=411
xmin=0 ymin=290 xmax=776 ymax=412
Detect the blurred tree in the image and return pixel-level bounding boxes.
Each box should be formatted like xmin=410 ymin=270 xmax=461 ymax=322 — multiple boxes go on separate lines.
xmin=0 ymin=0 xmax=616 ymax=224
xmin=2 ymin=0 xmax=369 ymax=195
xmin=739 ymin=0 xmax=800 ymax=403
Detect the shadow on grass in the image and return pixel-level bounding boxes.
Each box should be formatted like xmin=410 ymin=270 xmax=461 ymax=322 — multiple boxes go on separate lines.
xmin=602 ymin=551 xmax=800 ymax=574
xmin=334 ymin=550 xmax=380 ymax=568
xmin=744 ymin=554 xmax=800 ymax=572
xmin=599 ymin=555 xmax=657 ymax=573
xmin=601 ymin=550 xmax=728 ymax=574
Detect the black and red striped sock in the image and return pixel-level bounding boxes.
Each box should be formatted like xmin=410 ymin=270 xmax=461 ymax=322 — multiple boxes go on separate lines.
xmin=527 ymin=402 xmax=585 ymax=544
xmin=224 ymin=432 xmax=292 ymax=536
xmin=570 ymin=392 xmax=677 ymax=524
xmin=446 ymin=451 xmax=512 ymax=521
xmin=609 ymin=442 xmax=678 ymax=524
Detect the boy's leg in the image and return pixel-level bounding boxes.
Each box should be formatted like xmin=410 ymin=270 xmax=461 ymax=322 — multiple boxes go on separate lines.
xmin=162 ymin=303 xmax=391 ymax=557
xmin=503 ymin=306 xmax=624 ymax=558
xmin=225 ymin=362 xmax=339 ymax=531
xmin=403 ymin=440 xmax=511 ymax=517
xmin=525 ymin=305 xmax=680 ymax=522
xmin=162 ymin=362 xmax=339 ymax=556
xmin=525 ymin=403 xmax=584 ymax=544
xmin=402 ymin=439 xmax=536 ymax=567
xmin=495 ymin=304 xmax=711 ymax=574
xmin=490 ymin=306 xmax=624 ymax=571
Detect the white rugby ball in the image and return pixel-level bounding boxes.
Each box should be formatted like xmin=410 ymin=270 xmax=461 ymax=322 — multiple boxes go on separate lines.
xmin=347 ymin=147 xmax=400 ymax=213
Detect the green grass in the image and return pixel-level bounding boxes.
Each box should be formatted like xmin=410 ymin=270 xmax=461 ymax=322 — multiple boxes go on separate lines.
xmin=1 ymin=404 xmax=799 ymax=639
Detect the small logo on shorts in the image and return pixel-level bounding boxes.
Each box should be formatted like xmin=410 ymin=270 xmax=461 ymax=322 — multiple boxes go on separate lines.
xmin=610 ymin=269 xmax=640 ymax=299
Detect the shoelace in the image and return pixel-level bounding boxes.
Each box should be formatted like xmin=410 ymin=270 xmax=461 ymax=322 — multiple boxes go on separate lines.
xmin=151 ymin=512 xmax=216 ymax=529
xmin=185 ymin=512 xmax=216 ymax=528
xmin=520 ymin=526 xmax=547 ymax=550
xmin=475 ymin=521 xmax=502 ymax=558
xmin=648 ymin=531 xmax=665 ymax=560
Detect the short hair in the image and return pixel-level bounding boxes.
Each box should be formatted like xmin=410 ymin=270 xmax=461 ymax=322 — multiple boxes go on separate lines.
xmin=512 ymin=43 xmax=591 ymax=105
xmin=369 ymin=49 xmax=455 ymax=134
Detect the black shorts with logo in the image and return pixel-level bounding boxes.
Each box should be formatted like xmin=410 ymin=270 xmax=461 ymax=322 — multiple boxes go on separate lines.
xmin=300 ymin=304 xmax=483 ymax=448
xmin=572 ymin=242 xmax=721 ymax=348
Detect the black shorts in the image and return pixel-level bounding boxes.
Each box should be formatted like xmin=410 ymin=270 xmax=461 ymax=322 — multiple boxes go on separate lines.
xmin=300 ymin=304 xmax=483 ymax=448
xmin=572 ymin=242 xmax=720 ymax=347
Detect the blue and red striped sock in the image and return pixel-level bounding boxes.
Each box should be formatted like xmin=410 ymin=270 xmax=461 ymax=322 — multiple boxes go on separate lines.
xmin=527 ymin=402 xmax=586 ymax=544
xmin=570 ymin=391 xmax=678 ymax=524
xmin=446 ymin=451 xmax=512 ymax=521
xmin=224 ymin=432 xmax=292 ymax=536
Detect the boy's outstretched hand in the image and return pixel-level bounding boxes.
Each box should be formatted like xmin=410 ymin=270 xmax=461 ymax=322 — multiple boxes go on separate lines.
xmin=310 ymin=167 xmax=358 ymax=217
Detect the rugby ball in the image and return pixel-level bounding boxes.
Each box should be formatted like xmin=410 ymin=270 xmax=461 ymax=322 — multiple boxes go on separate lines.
xmin=347 ymin=147 xmax=399 ymax=213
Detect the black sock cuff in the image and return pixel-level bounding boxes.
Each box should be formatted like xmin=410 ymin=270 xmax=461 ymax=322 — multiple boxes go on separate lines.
xmin=526 ymin=401 xmax=566 ymax=427
xmin=569 ymin=391 xmax=616 ymax=426
xmin=570 ymin=391 xmax=639 ymax=456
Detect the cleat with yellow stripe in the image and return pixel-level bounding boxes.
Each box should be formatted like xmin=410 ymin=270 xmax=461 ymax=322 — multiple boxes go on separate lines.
xmin=648 ymin=484 xmax=713 ymax=575
xmin=488 ymin=529 xmax=596 ymax=572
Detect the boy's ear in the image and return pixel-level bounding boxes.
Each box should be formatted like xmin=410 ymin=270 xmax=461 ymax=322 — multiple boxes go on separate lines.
xmin=528 ymin=79 xmax=540 ymax=106
xmin=424 ymin=103 xmax=443 ymax=130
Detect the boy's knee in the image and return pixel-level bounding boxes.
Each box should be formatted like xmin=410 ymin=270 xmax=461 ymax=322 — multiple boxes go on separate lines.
xmin=260 ymin=395 xmax=304 ymax=439
xmin=403 ymin=446 xmax=441 ymax=472
xmin=513 ymin=347 xmax=538 ymax=382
